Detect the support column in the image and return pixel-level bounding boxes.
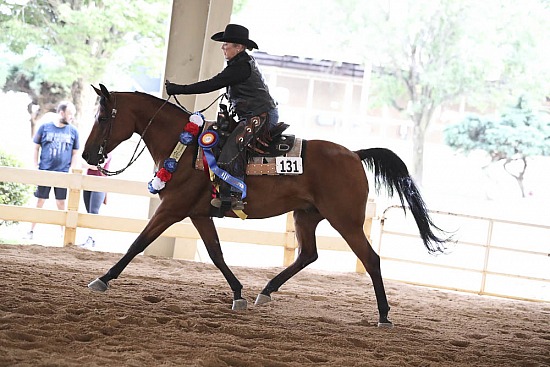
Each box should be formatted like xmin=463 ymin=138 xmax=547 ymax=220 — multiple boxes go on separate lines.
xmin=144 ymin=0 xmax=232 ymax=258
xmin=163 ymin=0 xmax=233 ymax=120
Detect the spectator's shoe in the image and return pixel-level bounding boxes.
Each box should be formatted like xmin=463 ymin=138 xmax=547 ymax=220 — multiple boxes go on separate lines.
xmin=24 ymin=231 xmax=34 ymax=240
xmin=79 ymin=236 xmax=95 ymax=249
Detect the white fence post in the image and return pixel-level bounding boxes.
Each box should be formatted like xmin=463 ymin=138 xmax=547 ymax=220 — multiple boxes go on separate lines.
xmin=283 ymin=212 xmax=297 ymax=266
xmin=63 ymin=168 xmax=83 ymax=246
xmin=356 ymin=198 xmax=377 ymax=274
xmin=479 ymin=220 xmax=494 ymax=295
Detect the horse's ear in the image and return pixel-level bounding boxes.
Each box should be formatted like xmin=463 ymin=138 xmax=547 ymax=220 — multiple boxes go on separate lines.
xmin=99 ymin=84 xmax=111 ymax=101
xmin=92 ymin=85 xmax=101 ymax=96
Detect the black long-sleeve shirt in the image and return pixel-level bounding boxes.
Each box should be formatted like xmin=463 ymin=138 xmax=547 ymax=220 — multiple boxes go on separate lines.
xmin=169 ymin=51 xmax=276 ymax=118
xmin=172 ymin=52 xmax=252 ymax=95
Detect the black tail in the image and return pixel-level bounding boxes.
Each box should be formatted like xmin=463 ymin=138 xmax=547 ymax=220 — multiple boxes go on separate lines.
xmin=355 ymin=148 xmax=450 ymax=253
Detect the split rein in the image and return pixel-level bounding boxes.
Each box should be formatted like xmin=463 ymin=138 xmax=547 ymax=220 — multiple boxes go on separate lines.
xmin=97 ymin=93 xmax=224 ymax=176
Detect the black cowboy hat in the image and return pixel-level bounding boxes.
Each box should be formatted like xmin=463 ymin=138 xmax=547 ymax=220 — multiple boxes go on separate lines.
xmin=211 ymin=24 xmax=258 ymax=49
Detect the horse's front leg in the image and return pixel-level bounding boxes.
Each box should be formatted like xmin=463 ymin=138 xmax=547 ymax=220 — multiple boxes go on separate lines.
xmin=88 ymin=209 xmax=181 ymax=292
xmin=190 ymin=217 xmax=246 ymax=310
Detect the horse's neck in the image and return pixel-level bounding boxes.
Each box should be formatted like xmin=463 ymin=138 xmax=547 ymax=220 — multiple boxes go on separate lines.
xmin=132 ymin=98 xmax=188 ymax=166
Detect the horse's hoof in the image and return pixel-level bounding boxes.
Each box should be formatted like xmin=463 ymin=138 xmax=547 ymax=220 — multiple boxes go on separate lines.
xmin=254 ymin=293 xmax=272 ymax=306
xmin=232 ymin=298 xmax=247 ymax=311
xmin=88 ymin=278 xmax=108 ymax=292
xmin=377 ymin=321 xmax=394 ymax=328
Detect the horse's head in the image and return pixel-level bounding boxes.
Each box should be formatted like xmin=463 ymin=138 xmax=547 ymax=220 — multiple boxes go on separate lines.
xmin=82 ymin=84 xmax=134 ymax=166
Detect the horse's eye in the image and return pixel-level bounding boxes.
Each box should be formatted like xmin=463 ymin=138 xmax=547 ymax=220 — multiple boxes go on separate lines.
xmin=98 ymin=117 xmax=108 ymax=123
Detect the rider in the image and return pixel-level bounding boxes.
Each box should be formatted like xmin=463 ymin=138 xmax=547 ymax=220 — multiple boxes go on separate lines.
xmin=165 ymin=24 xmax=279 ymax=210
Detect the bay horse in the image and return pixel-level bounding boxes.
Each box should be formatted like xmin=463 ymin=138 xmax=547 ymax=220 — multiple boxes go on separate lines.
xmin=82 ymin=84 xmax=449 ymax=327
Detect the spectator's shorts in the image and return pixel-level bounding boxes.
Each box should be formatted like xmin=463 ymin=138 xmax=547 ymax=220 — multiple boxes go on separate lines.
xmin=34 ymin=186 xmax=67 ymax=200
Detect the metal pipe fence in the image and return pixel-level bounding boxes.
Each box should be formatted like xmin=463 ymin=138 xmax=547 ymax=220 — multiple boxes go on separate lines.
xmin=377 ymin=205 xmax=550 ymax=302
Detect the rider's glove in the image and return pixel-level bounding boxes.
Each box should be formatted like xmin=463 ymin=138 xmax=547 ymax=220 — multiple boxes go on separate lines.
xmin=165 ymin=80 xmax=187 ymax=95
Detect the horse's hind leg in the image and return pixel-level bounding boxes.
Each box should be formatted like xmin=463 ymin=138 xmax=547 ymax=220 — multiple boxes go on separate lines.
xmin=191 ymin=217 xmax=246 ymax=310
xmin=327 ymin=217 xmax=392 ymax=327
xmin=256 ymin=208 xmax=323 ymax=304
xmin=347 ymin=231 xmax=391 ymax=327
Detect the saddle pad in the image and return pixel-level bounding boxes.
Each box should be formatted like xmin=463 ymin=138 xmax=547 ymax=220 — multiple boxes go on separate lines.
xmin=194 ymin=136 xmax=304 ymax=176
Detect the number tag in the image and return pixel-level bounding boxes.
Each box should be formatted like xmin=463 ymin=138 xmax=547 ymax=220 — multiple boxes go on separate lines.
xmin=275 ymin=157 xmax=303 ymax=174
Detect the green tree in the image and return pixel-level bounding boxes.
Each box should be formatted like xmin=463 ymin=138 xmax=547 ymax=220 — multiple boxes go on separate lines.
xmin=444 ymin=96 xmax=550 ymax=197
xmin=0 ymin=149 xmax=32 ymax=227
xmin=0 ymin=0 xmax=170 ymax=134
xmin=232 ymin=0 xmax=249 ymax=14
xmin=361 ymin=0 xmax=550 ymax=183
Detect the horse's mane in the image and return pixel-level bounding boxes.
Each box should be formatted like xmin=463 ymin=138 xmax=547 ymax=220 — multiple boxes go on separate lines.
xmin=102 ymin=90 xmax=191 ymax=116
xmin=133 ymin=91 xmax=164 ymax=101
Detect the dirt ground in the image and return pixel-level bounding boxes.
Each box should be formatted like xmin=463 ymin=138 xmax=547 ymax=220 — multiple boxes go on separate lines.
xmin=0 ymin=243 xmax=549 ymax=367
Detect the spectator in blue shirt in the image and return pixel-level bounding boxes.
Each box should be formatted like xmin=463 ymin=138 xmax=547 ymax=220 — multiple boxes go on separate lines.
xmin=26 ymin=101 xmax=80 ymax=240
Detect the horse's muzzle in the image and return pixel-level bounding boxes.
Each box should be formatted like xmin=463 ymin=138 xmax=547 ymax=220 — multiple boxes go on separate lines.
xmin=82 ymin=149 xmax=105 ymax=166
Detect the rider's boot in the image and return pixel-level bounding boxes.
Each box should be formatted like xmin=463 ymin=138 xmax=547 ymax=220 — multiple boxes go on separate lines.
xmin=210 ymin=197 xmax=223 ymax=208
xmin=211 ymin=182 xmax=234 ymax=208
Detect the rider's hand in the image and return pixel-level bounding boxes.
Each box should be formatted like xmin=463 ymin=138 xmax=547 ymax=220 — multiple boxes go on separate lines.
xmin=165 ymin=80 xmax=185 ymax=95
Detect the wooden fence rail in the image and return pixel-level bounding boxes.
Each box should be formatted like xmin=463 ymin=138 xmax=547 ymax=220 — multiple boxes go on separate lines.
xmin=0 ymin=166 xmax=371 ymax=273
xmin=1 ymin=166 xmax=548 ymax=302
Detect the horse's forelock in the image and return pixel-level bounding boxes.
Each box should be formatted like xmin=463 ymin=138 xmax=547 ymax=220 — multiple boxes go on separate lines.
xmin=99 ymin=95 xmax=107 ymax=107
xmin=97 ymin=95 xmax=111 ymax=117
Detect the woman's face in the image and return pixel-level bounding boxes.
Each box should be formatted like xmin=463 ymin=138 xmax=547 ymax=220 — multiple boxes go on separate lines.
xmin=221 ymin=42 xmax=243 ymax=61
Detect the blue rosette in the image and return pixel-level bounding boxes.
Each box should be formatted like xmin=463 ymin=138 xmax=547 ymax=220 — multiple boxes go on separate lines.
xmin=180 ymin=131 xmax=194 ymax=145
xmin=163 ymin=158 xmax=178 ymax=173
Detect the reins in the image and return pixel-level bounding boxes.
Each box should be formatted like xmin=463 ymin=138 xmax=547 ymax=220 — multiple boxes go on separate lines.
xmin=172 ymin=93 xmax=226 ymax=114
xmin=97 ymin=93 xmax=223 ymax=176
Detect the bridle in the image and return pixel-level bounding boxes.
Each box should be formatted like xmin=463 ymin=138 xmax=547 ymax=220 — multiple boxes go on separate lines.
xmin=96 ymin=92 xmax=169 ymax=176
xmin=95 ymin=92 xmax=225 ymax=176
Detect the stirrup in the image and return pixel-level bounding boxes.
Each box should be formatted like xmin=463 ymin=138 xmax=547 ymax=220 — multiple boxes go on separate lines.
xmin=231 ymin=197 xmax=245 ymax=211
